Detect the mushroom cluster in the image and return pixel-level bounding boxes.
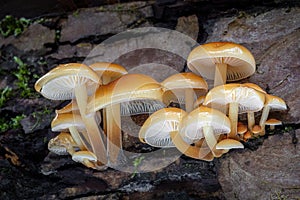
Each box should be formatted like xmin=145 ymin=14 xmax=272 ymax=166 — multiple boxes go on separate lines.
xmin=36 ymin=41 xmax=287 ymax=167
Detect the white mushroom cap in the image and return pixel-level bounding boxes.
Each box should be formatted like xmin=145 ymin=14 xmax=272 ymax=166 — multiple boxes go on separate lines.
xmin=203 ymin=83 xmax=265 ymax=114
xmin=35 ymin=63 xmax=100 ymax=100
xmin=180 ymin=106 xmax=231 ymax=141
xmin=139 ymin=108 xmax=188 ymax=147
xmin=187 ymin=42 xmax=255 ymax=82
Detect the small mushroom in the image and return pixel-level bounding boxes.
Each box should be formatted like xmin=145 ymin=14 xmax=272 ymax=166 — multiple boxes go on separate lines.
xmin=216 ymin=139 xmax=244 ymax=150
xmin=259 ymin=94 xmax=287 ymax=135
xmin=265 ymin=118 xmax=282 ymax=131
xmin=243 ymin=83 xmax=267 ymax=131
xmin=187 ymin=42 xmax=256 ymax=87
xmin=203 ymin=84 xmax=265 ymax=140
xmin=72 ymin=150 xmax=100 ymax=169
xmin=35 ymin=63 xmax=107 ymax=164
xmin=48 ymin=132 xmax=78 ymax=155
xmin=139 ymin=108 xmax=189 ymax=147
xmin=252 ymin=125 xmax=262 ymax=136
xmin=51 ymin=113 xmax=89 ymax=151
xmin=87 ymin=74 xmax=164 ymax=166
xmin=161 ymin=72 xmax=208 ymax=112
xmin=237 ymin=122 xmax=247 ymax=139
xmin=243 ymin=131 xmax=252 ymax=142
xmin=179 ymin=106 xmax=231 ymax=158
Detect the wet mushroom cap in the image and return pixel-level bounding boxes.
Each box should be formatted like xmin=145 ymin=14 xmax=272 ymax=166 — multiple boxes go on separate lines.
xmin=34 ymin=63 xmax=100 ymax=100
xmin=161 ymin=72 xmax=208 ymax=106
xmin=216 ymin=139 xmax=244 ymax=150
xmin=180 ymin=106 xmax=231 ymax=142
xmin=265 ymin=119 xmax=282 ymax=126
xmin=89 ymin=62 xmax=128 ymax=84
xmin=87 ymin=74 xmax=163 ymax=113
xmin=203 ymin=83 xmax=265 ymax=114
xmin=139 ymin=107 xmax=188 ymax=147
xmin=187 ymin=42 xmax=256 ymax=82
xmin=51 ymin=113 xmax=85 ymax=132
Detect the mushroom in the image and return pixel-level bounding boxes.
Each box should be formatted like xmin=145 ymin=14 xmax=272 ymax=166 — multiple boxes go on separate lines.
xmin=179 ymin=106 xmax=231 ymax=157
xmin=139 ymin=108 xmax=190 ymax=148
xmin=89 ymin=62 xmax=129 ymax=167
xmin=265 ymin=118 xmax=282 ymax=131
xmin=187 ymin=42 xmax=256 ymax=87
xmin=243 ymin=131 xmax=252 ymax=142
xmin=87 ymin=74 xmax=164 ymax=166
xmin=259 ymin=94 xmax=287 ymax=135
xmin=203 ymin=84 xmax=265 ymax=140
xmin=48 ymin=132 xmax=78 ymax=155
xmin=72 ymin=150 xmax=101 ymax=170
xmin=139 ymin=108 xmax=214 ymax=161
xmin=243 ymin=83 xmax=267 ymax=131
xmin=51 ymin=112 xmax=91 ymax=151
xmin=252 ymin=125 xmax=262 ymax=136
xmin=161 ymin=72 xmax=208 ymax=112
xmin=237 ymin=122 xmax=248 ymax=139
xmin=89 ymin=62 xmax=128 ymax=85
xmin=35 ymin=63 xmax=107 ymax=164
xmin=216 ymin=139 xmax=244 ymax=150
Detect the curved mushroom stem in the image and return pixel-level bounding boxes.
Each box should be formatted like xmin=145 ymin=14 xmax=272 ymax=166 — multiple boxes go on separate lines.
xmin=259 ymin=105 xmax=270 ymax=136
xmin=68 ymin=126 xmax=85 ymax=150
xmin=214 ymin=63 xmax=227 ymax=87
xmin=185 ymin=88 xmax=194 ymax=113
xmin=106 ymin=103 xmax=126 ymax=166
xmin=247 ymin=112 xmax=255 ymax=131
xmin=202 ymin=126 xmax=224 ymax=157
xmin=170 ymin=131 xmax=213 ymax=161
xmin=74 ymin=84 xmax=108 ymax=165
xmin=228 ymin=102 xmax=239 ymax=140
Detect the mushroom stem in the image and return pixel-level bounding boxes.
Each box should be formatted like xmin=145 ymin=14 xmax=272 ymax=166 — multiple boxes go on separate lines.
xmin=68 ymin=126 xmax=85 ymax=150
xmin=259 ymin=105 xmax=270 ymax=135
xmin=214 ymin=63 xmax=227 ymax=87
xmin=247 ymin=112 xmax=255 ymax=131
xmin=106 ymin=103 xmax=125 ymax=166
xmin=185 ymin=88 xmax=194 ymax=113
xmin=228 ymin=102 xmax=239 ymax=139
xmin=203 ymin=126 xmax=224 ymax=157
xmin=74 ymin=84 xmax=108 ymax=164
xmin=169 ymin=131 xmax=213 ymax=161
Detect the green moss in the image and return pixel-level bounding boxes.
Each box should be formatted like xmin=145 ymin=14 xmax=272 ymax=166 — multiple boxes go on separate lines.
xmin=0 ymin=15 xmax=31 ymax=37
xmin=0 ymin=114 xmax=26 ymax=133
xmin=0 ymin=86 xmax=12 ymax=108
xmin=13 ymin=56 xmax=39 ymax=98
xmin=131 ymin=156 xmax=145 ymax=178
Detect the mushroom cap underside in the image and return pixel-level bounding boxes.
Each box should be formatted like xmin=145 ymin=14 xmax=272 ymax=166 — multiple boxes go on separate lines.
xmin=139 ymin=108 xmax=188 ymax=147
xmin=187 ymin=42 xmax=255 ymax=81
xmin=87 ymin=74 xmax=163 ymax=112
xmin=35 ymin=63 xmax=100 ymax=100
xmin=203 ymin=83 xmax=265 ymax=113
xmin=180 ymin=106 xmax=231 ymax=141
